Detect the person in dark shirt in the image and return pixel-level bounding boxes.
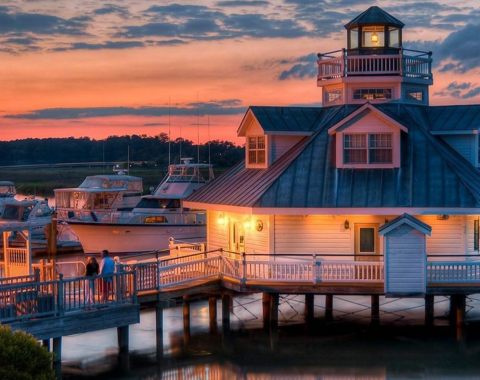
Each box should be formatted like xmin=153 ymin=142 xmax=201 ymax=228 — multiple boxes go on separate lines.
xmin=85 ymin=257 xmax=99 ymax=307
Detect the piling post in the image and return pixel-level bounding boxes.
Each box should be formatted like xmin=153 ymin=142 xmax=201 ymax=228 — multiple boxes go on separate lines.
xmin=155 ymin=301 xmax=164 ymax=359
xmin=42 ymin=339 xmax=50 ymax=351
xmin=263 ymin=293 xmax=271 ymax=329
xmin=117 ymin=326 xmax=129 ymax=352
xmin=209 ymin=297 xmax=217 ymax=334
xmin=455 ymin=295 xmax=466 ymax=326
xmin=305 ymin=294 xmax=314 ymax=324
xmin=183 ymin=296 xmax=191 ymax=345
xmin=221 ymin=294 xmax=231 ymax=333
xmin=269 ymin=293 xmax=279 ymax=328
xmin=371 ymin=295 xmax=380 ymax=325
xmin=325 ymin=294 xmax=333 ymax=322
xmin=46 ymin=216 xmax=57 ymax=257
xmin=425 ymin=294 xmax=434 ymax=326
xmin=52 ymin=337 xmax=62 ymax=363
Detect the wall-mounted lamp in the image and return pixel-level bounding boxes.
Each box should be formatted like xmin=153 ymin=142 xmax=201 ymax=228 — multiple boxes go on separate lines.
xmin=244 ymin=217 xmax=251 ymax=230
xmin=437 ymin=215 xmax=449 ymax=220
xmin=344 ymin=219 xmax=350 ymax=230
xmin=384 ymin=218 xmax=389 ymax=224
xmin=218 ymin=213 xmax=225 ymax=225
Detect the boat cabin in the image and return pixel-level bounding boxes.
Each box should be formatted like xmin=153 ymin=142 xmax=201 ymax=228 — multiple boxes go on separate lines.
xmin=185 ymin=6 xmax=480 ymax=298
xmin=54 ymin=173 xmax=143 ymax=221
xmin=0 ymin=181 xmax=16 ymax=199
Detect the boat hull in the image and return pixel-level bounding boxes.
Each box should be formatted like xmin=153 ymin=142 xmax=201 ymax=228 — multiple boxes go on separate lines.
xmin=66 ymin=221 xmax=206 ymax=254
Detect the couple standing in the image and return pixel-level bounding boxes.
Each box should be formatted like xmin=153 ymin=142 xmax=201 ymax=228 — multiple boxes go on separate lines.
xmin=85 ymin=250 xmax=115 ymax=306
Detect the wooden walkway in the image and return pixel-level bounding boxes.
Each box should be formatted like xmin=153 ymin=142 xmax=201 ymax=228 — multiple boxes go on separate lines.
xmin=1 ymin=250 xmax=480 ymax=360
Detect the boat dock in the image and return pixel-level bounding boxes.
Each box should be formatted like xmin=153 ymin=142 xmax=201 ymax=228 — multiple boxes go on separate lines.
xmin=1 ymin=248 xmax=479 ymax=362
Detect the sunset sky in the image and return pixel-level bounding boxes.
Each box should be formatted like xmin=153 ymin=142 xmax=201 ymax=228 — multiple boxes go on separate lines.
xmin=1 ymin=0 xmax=480 ymax=144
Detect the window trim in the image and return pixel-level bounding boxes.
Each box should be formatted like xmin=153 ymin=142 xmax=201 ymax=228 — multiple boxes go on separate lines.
xmin=247 ymin=135 xmax=267 ymax=168
xmin=343 ymin=132 xmax=393 ymax=165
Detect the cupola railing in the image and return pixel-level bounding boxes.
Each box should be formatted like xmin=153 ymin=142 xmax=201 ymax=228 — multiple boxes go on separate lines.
xmin=317 ymin=48 xmax=432 ymax=81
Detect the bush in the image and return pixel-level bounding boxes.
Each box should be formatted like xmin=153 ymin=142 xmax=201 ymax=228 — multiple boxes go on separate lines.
xmin=0 ymin=326 xmax=56 ymax=380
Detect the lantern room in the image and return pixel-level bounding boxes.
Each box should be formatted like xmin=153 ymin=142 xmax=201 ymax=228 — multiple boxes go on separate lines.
xmin=345 ymin=6 xmax=404 ymax=55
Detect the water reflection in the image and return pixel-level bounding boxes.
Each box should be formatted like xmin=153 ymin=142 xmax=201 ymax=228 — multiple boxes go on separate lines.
xmin=59 ymin=294 xmax=480 ymax=380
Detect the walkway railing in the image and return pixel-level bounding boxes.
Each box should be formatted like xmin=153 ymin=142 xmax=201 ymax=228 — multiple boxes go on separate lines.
xmin=0 ymin=271 xmax=136 ymax=323
xmin=317 ymin=48 xmax=432 ymax=81
xmin=121 ymin=251 xmax=386 ymax=292
xmin=427 ymin=262 xmax=480 ymax=283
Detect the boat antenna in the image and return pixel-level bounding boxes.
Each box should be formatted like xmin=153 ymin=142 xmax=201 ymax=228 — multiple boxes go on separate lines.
xmin=168 ymin=96 xmax=171 ymax=166
xmin=102 ymin=142 xmax=105 ymax=174
xmin=127 ymin=145 xmax=130 ymax=175
xmin=208 ymin=115 xmax=211 ymax=165
xmin=197 ymin=92 xmax=200 ymax=164
xmin=179 ymin=116 xmax=182 ymax=164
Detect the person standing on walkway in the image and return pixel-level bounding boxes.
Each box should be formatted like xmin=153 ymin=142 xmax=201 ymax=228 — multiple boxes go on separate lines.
xmin=85 ymin=257 xmax=99 ymax=308
xmin=99 ymin=250 xmax=115 ymax=303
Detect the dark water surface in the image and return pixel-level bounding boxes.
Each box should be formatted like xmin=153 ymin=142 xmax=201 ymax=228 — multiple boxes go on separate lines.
xmin=58 ymin=294 xmax=480 ymax=380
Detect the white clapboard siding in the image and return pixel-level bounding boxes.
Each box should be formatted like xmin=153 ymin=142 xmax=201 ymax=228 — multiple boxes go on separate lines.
xmin=417 ymin=215 xmax=465 ymax=260
xmin=245 ymin=217 xmax=269 ymax=254
xmin=343 ymin=110 xmax=397 ymax=132
xmin=385 ymin=225 xmax=425 ymax=295
xmin=440 ymin=135 xmax=476 ymax=166
xmin=271 ymin=136 xmax=303 ymax=163
xmin=208 ymin=211 xmax=228 ymax=252
xmin=467 ymin=215 xmax=476 ymax=255
xmin=275 ymin=215 xmax=351 ymax=257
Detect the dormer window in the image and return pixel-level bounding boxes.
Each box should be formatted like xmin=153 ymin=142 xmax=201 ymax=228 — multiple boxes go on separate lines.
xmin=248 ymin=136 xmax=266 ymax=165
xmin=344 ymin=133 xmax=392 ymax=164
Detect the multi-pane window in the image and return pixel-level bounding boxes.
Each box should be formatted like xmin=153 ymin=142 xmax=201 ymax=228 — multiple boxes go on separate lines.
xmin=344 ymin=133 xmax=392 ymax=164
xmin=326 ymin=90 xmax=343 ymax=103
xmin=248 ymin=136 xmax=266 ymax=165
xmin=406 ymin=90 xmax=424 ymax=102
xmin=353 ymin=88 xmax=392 ymax=100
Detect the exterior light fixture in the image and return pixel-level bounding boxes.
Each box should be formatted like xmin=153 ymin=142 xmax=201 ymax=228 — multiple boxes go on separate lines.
xmin=218 ymin=213 xmax=225 ymax=225
xmin=344 ymin=219 xmax=350 ymax=230
xmin=371 ymin=29 xmax=379 ymax=45
xmin=437 ymin=215 xmax=449 ymax=220
xmin=255 ymin=220 xmax=264 ymax=232
xmin=244 ymin=218 xmax=251 ymax=230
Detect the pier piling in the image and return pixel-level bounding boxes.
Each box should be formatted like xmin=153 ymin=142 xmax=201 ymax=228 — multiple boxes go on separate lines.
xmin=425 ymin=295 xmax=434 ymax=326
xmin=325 ymin=295 xmax=333 ymax=322
xmin=183 ymin=297 xmax=191 ymax=344
xmin=52 ymin=337 xmax=62 ymax=363
xmin=117 ymin=326 xmax=129 ymax=352
xmin=209 ymin=297 xmax=217 ymax=334
xmin=155 ymin=301 xmax=164 ymax=359
xmin=304 ymin=294 xmax=314 ymax=324
xmin=221 ymin=294 xmax=231 ymax=333
xmin=371 ymin=295 xmax=380 ymax=325
xmin=269 ymin=293 xmax=279 ymax=328
xmin=262 ymin=293 xmax=271 ymax=329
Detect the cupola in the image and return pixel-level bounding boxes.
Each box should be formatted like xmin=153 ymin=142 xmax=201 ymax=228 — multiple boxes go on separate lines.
xmin=345 ymin=6 xmax=404 ymax=55
xmin=317 ymin=6 xmax=432 ymax=107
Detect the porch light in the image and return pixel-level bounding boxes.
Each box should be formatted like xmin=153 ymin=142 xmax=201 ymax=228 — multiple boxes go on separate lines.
xmin=218 ymin=213 xmax=225 ymax=225
xmin=344 ymin=219 xmax=350 ymax=230
xmin=244 ymin=218 xmax=251 ymax=230
xmin=371 ymin=30 xmax=379 ymax=45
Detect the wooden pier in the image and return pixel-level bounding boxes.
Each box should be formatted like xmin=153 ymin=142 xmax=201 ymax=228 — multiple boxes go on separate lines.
xmin=1 ymin=249 xmax=479 ymax=361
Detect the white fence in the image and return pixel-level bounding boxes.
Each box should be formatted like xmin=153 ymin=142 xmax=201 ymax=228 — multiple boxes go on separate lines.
xmin=427 ymin=262 xmax=480 ymax=283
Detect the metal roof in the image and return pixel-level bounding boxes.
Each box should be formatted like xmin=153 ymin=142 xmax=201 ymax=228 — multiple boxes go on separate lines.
xmin=344 ymin=6 xmax=404 ymax=28
xmin=187 ymin=104 xmax=480 ymax=209
xmin=425 ymin=105 xmax=480 ymax=132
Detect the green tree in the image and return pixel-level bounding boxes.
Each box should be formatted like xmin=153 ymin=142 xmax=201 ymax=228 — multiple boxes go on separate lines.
xmin=0 ymin=326 xmax=56 ymax=380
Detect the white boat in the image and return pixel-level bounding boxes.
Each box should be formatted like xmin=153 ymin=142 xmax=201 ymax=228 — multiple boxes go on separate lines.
xmin=54 ymin=172 xmax=143 ymax=221
xmin=65 ymin=159 xmax=214 ymax=254
xmin=0 ymin=181 xmax=17 ymax=215
xmin=0 ymin=198 xmax=53 ymax=238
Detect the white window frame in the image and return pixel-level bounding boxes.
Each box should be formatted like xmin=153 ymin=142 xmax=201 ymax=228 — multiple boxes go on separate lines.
xmin=343 ymin=133 xmax=393 ymax=165
xmin=247 ymin=135 xmax=266 ymax=167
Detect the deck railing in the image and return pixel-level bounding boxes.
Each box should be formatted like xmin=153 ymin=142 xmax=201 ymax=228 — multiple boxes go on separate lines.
xmin=0 ymin=271 xmax=136 ymax=323
xmin=121 ymin=252 xmax=386 ymax=290
xmin=317 ymin=48 xmax=432 ymax=81
xmin=427 ymin=262 xmax=480 ymax=283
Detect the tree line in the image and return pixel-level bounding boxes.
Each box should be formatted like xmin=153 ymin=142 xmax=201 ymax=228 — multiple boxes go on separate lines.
xmin=0 ymin=133 xmax=245 ymax=168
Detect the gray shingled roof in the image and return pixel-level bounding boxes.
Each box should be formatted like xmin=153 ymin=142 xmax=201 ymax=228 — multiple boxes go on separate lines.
xmin=187 ymin=104 xmax=480 ymax=209
xmin=344 ymin=6 xmax=404 ymax=28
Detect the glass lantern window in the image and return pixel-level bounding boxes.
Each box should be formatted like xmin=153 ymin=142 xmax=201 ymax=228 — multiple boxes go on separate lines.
xmin=349 ymin=28 xmax=358 ymax=49
xmin=389 ymin=27 xmax=399 ymax=48
xmin=362 ymin=26 xmax=384 ymax=47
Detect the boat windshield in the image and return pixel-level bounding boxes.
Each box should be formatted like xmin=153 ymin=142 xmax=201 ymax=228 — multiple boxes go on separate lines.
xmin=1 ymin=205 xmax=20 ymax=220
xmin=0 ymin=185 xmax=15 ymax=197
xmin=135 ymin=198 xmax=181 ymax=209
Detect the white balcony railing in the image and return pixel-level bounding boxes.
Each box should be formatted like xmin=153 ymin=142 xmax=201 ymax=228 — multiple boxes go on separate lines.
xmin=317 ymin=48 xmax=432 ymax=81
xmin=427 ymin=262 xmax=480 ymax=283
